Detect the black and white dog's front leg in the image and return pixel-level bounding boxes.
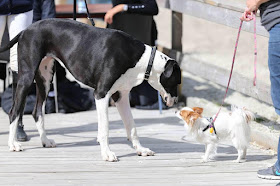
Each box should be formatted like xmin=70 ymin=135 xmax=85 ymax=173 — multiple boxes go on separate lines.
xmin=96 ymin=94 xmax=118 ymax=162
xmin=9 ymin=116 xmax=22 ymax=151
xmin=115 ymin=91 xmax=154 ymax=157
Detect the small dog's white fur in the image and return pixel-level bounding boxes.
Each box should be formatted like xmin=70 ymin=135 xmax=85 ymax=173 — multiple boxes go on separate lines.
xmin=176 ymin=106 xmax=255 ymax=163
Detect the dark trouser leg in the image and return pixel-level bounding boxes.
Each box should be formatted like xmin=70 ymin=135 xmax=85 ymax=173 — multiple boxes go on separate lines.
xmin=12 ymin=71 xmax=28 ymax=141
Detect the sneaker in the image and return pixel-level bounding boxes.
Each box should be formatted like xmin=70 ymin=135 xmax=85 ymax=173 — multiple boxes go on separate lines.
xmin=17 ymin=124 xmax=28 ymax=142
xmin=257 ymin=166 xmax=280 ymax=180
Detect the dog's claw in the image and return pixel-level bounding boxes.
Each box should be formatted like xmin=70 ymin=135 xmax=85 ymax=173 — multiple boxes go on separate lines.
xmin=42 ymin=138 xmax=56 ymax=148
xmin=136 ymin=147 xmax=155 ymax=157
xmin=9 ymin=141 xmax=23 ymax=152
xmin=201 ymin=158 xmax=209 ymax=163
xmin=102 ymin=150 xmax=118 ymax=162
xmin=233 ymin=159 xmax=245 ymax=163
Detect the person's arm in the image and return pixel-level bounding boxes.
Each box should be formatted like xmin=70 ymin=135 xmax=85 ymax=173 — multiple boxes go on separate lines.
xmin=240 ymin=0 xmax=270 ymax=21
xmin=125 ymin=0 xmax=158 ymax=15
xmin=246 ymin=0 xmax=270 ymax=12
xmin=105 ymin=0 xmax=158 ymax=24
xmin=104 ymin=4 xmax=125 ymax=24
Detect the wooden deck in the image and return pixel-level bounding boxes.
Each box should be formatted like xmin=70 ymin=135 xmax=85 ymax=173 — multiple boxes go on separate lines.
xmin=0 ymin=107 xmax=278 ymax=185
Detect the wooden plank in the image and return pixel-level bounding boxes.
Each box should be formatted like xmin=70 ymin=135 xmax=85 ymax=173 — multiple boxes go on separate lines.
xmin=0 ymin=108 xmax=278 ymax=185
xmin=156 ymin=0 xmax=269 ymax=37
xmin=180 ymin=53 xmax=272 ymax=104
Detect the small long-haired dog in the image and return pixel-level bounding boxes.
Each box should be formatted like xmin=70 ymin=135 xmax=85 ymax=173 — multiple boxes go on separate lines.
xmin=176 ymin=106 xmax=255 ymax=163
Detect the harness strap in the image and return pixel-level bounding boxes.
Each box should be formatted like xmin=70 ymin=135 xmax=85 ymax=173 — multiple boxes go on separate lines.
xmin=144 ymin=46 xmax=157 ymax=80
xmin=202 ymin=117 xmax=217 ymax=134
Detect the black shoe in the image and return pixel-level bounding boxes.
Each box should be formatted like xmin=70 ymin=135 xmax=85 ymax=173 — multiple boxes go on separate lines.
xmin=17 ymin=124 xmax=28 ymax=142
xmin=257 ymin=166 xmax=280 ymax=180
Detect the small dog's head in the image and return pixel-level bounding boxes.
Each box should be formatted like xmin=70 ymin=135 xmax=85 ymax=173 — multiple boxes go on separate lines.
xmin=176 ymin=107 xmax=203 ymax=126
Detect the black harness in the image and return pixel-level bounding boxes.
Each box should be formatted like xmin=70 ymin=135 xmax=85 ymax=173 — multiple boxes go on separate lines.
xmin=144 ymin=46 xmax=157 ymax=80
xmin=202 ymin=117 xmax=217 ymax=135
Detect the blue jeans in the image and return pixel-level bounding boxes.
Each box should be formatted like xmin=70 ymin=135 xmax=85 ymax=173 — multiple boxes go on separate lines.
xmin=269 ymin=23 xmax=280 ymax=171
xmin=33 ymin=0 xmax=56 ymax=22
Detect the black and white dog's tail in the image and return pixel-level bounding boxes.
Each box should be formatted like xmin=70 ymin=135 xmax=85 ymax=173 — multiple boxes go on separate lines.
xmin=0 ymin=31 xmax=22 ymax=53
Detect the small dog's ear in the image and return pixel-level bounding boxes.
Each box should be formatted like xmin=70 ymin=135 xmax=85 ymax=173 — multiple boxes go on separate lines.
xmin=180 ymin=110 xmax=199 ymax=126
xmin=192 ymin=107 xmax=203 ymax=115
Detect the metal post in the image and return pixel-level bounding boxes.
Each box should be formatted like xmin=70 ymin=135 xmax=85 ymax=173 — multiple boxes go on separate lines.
xmin=171 ymin=11 xmax=182 ymax=53
xmin=73 ymin=0 xmax=77 ymax=20
xmin=171 ymin=11 xmax=183 ymax=96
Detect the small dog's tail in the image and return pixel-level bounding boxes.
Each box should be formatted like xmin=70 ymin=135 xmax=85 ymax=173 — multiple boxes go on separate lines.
xmin=230 ymin=105 xmax=254 ymax=149
xmin=0 ymin=31 xmax=22 ymax=53
xmin=231 ymin=105 xmax=255 ymax=124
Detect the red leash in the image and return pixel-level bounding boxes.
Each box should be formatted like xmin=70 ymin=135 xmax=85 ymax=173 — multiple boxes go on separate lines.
xmin=208 ymin=13 xmax=257 ymax=134
xmin=253 ymin=13 xmax=257 ymax=86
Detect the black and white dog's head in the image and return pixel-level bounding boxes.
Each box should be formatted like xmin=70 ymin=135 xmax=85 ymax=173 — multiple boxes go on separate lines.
xmin=147 ymin=51 xmax=181 ymax=107
xmin=160 ymin=59 xmax=181 ymax=106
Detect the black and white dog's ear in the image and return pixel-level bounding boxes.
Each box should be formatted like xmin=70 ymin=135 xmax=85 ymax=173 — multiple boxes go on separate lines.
xmin=163 ymin=59 xmax=181 ymax=84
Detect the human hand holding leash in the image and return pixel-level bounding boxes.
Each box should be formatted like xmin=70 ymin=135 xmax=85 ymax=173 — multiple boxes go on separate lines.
xmin=240 ymin=0 xmax=269 ymax=21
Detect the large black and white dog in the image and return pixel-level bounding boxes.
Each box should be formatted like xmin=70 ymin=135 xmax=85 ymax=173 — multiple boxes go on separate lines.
xmin=1 ymin=18 xmax=181 ymax=161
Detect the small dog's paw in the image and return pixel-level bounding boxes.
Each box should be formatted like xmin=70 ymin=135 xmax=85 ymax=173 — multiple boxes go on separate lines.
xmin=101 ymin=150 xmax=118 ymax=162
xmin=233 ymin=159 xmax=246 ymax=163
xmin=42 ymin=138 xmax=56 ymax=148
xmin=200 ymin=158 xmax=209 ymax=163
xmin=9 ymin=141 xmax=23 ymax=152
xmin=136 ymin=147 xmax=155 ymax=156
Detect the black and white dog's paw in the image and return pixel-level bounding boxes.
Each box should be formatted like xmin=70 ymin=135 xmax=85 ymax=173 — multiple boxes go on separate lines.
xmin=42 ymin=138 xmax=56 ymax=148
xmin=9 ymin=141 xmax=23 ymax=152
xmin=136 ymin=147 xmax=155 ymax=156
xmin=101 ymin=149 xmax=118 ymax=162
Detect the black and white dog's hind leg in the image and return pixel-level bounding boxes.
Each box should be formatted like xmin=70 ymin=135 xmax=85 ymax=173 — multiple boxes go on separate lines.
xmin=115 ymin=91 xmax=154 ymax=156
xmin=95 ymin=94 xmax=118 ymax=162
xmin=32 ymin=56 xmax=56 ymax=148
xmin=8 ymin=62 xmax=37 ymax=151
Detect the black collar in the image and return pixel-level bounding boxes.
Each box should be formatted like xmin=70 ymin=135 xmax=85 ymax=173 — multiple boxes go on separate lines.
xmin=144 ymin=46 xmax=157 ymax=80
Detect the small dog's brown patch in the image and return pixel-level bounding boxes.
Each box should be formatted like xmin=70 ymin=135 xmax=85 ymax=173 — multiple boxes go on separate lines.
xmin=192 ymin=107 xmax=203 ymax=115
xmin=180 ymin=110 xmax=200 ymax=126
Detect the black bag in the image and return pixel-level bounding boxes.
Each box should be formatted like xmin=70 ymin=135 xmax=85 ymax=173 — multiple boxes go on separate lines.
xmin=1 ymin=80 xmax=95 ymax=115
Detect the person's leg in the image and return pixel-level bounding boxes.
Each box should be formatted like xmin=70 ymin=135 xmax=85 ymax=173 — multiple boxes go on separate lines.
xmin=257 ymin=23 xmax=280 ymax=180
xmin=41 ymin=0 xmax=56 ymax=19
xmin=0 ymin=16 xmax=7 ymax=46
xmin=32 ymin=0 xmax=42 ymax=22
xmin=8 ymin=10 xmax=33 ymax=141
